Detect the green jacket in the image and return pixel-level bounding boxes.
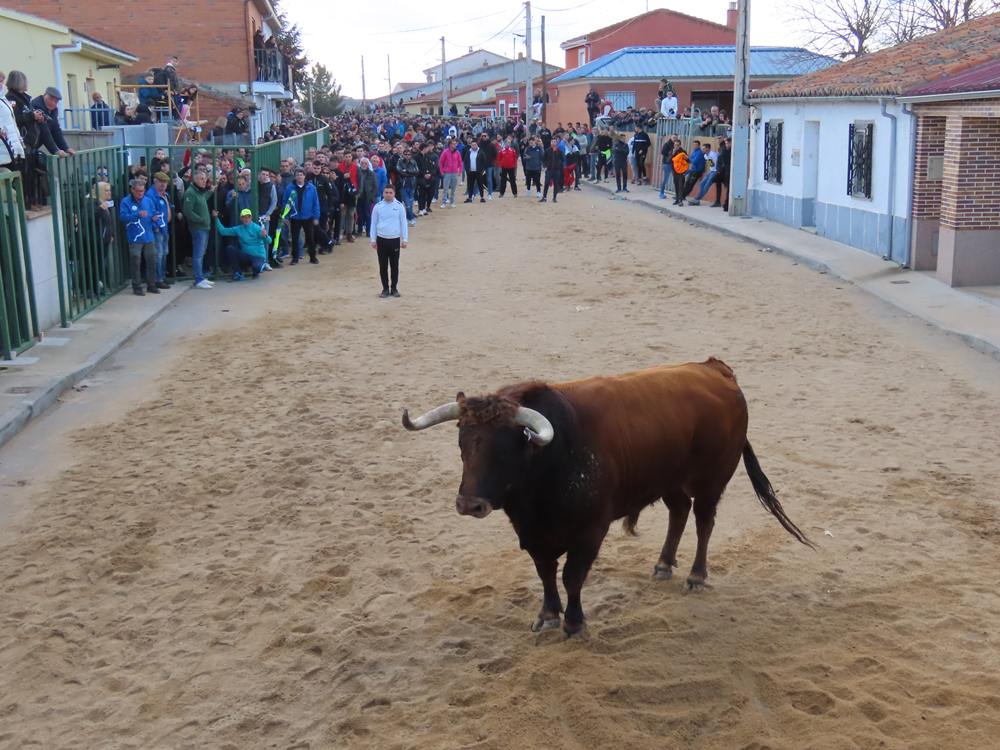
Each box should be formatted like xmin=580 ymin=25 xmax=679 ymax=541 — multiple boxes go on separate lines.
xmin=182 ymin=185 xmax=212 ymax=230
xmin=214 ymin=218 xmax=267 ymax=261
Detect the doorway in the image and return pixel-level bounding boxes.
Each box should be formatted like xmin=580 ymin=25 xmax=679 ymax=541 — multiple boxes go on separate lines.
xmin=802 ymin=121 xmax=820 ymax=227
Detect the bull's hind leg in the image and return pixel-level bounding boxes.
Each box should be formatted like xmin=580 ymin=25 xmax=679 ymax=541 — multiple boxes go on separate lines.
xmin=653 ymin=490 xmax=692 ymax=580
xmin=529 ymin=555 xmax=563 ymax=632
xmin=687 ymin=491 xmax=722 ymax=591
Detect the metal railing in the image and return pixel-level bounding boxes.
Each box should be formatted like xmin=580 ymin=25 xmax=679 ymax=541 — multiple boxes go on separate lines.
xmin=254 ymin=48 xmax=288 ymax=87
xmin=46 ymin=119 xmax=329 ymax=325
xmin=0 ymin=171 xmax=39 ymax=359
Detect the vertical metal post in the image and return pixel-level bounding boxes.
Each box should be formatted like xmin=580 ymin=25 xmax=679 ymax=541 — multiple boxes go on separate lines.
xmin=361 ymin=55 xmax=367 ymax=111
xmin=441 ymin=37 xmax=448 ymax=116
xmin=309 ymin=83 xmax=314 ymax=119
xmin=541 ymin=15 xmax=547 ymax=124
xmin=524 ymin=2 xmax=532 ymax=125
xmin=387 ymin=54 xmax=392 ymax=98
xmin=728 ymin=0 xmax=752 ymax=216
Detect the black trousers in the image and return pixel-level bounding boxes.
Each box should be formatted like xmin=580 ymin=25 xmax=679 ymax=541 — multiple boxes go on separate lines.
xmin=417 ymin=184 xmax=434 ymax=211
xmin=542 ymin=169 xmax=562 ymax=200
xmin=289 ymin=219 xmax=316 ymax=261
xmin=714 ymin=173 xmax=729 ymax=204
xmin=499 ymin=167 xmax=517 ymax=196
xmin=682 ymin=171 xmax=703 ymax=200
xmin=635 ymin=151 xmax=648 ymax=182
xmin=673 ymin=173 xmax=686 ymax=202
xmin=525 ymin=170 xmax=541 ymax=191
xmin=595 ymin=152 xmax=609 ymax=180
xmin=614 ymin=164 xmax=628 ymax=191
xmin=376 ymin=236 xmax=400 ymax=291
xmin=466 ymin=171 xmax=484 ymax=199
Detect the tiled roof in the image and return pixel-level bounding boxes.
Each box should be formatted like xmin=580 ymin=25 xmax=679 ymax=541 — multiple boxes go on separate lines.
xmin=754 ymin=12 xmax=1000 ymax=99
xmin=560 ymin=8 xmax=733 ymax=48
xmin=407 ymin=78 xmax=509 ymax=104
xmin=550 ymin=46 xmax=834 ymax=83
xmin=903 ymin=57 xmax=1000 ymax=97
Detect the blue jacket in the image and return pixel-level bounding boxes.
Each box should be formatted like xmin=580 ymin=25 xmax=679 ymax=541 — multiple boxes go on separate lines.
xmin=281 ymin=181 xmax=320 ymax=220
xmin=688 ymin=148 xmax=706 ymax=175
xmin=148 ymin=189 xmax=171 ymax=235
xmin=119 ymin=193 xmax=157 ymax=244
xmin=374 ymin=166 xmax=388 ymax=196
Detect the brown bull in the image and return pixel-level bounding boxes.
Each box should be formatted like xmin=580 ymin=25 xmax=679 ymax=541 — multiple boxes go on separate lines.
xmin=403 ymin=358 xmax=812 ymax=637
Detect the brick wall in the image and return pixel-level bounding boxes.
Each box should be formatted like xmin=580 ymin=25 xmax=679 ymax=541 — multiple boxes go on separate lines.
xmin=2 ymin=0 xmax=253 ymax=87
xmin=940 ymin=115 xmax=1000 ymax=230
xmin=911 ymin=115 xmax=946 ymax=220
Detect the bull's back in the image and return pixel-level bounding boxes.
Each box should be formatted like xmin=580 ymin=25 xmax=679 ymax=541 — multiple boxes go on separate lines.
xmin=554 ymin=359 xmax=748 ymax=494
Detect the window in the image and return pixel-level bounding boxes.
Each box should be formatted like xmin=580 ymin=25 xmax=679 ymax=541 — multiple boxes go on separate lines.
xmin=763 ymin=119 xmax=782 ymax=184
xmin=605 ymin=91 xmax=636 ymax=111
xmin=848 ymin=121 xmax=874 ymax=199
xmin=578 ymin=48 xmax=587 ymax=67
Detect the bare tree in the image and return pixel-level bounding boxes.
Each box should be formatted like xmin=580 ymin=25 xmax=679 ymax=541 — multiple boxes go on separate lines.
xmin=913 ymin=0 xmax=993 ymax=28
xmin=792 ymin=0 xmax=892 ymax=58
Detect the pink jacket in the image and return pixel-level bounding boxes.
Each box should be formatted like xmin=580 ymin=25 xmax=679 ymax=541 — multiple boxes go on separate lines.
xmin=438 ymin=148 xmax=463 ymax=175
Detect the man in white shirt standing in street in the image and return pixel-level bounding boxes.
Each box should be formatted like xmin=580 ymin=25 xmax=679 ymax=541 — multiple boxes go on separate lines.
xmin=369 ymin=184 xmax=408 ymax=298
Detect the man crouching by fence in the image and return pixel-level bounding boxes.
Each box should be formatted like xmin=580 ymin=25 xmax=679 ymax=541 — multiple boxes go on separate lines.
xmin=369 ymin=184 xmax=407 ymax=298
xmin=119 ymin=178 xmax=160 ymax=296
xmin=212 ymin=208 xmax=269 ymax=281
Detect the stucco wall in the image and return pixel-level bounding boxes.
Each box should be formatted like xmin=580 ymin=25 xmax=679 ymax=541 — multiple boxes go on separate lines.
xmin=748 ymin=99 xmax=914 ymax=263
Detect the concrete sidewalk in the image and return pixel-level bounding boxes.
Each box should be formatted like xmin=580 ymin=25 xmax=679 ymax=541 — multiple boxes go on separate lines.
xmin=0 ymin=284 xmax=188 ymax=449
xmin=581 ymin=179 xmax=1000 ymax=360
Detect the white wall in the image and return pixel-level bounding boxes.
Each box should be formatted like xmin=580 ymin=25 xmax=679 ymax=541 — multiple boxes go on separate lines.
xmin=26 ymin=212 xmax=61 ymax=332
xmin=748 ymin=98 xmax=915 ymax=262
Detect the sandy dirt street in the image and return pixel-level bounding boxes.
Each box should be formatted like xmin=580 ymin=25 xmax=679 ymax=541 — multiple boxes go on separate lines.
xmin=1 ymin=188 xmax=999 ymax=750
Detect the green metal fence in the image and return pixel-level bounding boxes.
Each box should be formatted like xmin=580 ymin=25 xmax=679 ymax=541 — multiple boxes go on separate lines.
xmin=0 ymin=171 xmax=39 ymax=359
xmin=47 ymin=120 xmax=328 ymax=325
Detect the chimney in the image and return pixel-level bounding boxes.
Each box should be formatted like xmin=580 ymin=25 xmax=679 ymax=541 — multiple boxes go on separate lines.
xmin=726 ymin=1 xmax=738 ymax=30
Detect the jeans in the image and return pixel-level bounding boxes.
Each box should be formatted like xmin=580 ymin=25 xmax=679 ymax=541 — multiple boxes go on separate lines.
xmin=659 ymin=165 xmax=672 ymax=198
xmin=128 ymin=242 xmax=156 ymax=290
xmin=289 ymin=219 xmax=316 ymax=261
xmin=693 ymin=171 xmax=717 ymax=201
xmin=442 ymin=172 xmax=459 ymax=204
xmin=376 ymin=235 xmax=400 ymax=291
xmin=400 ymin=178 xmax=416 ymax=220
xmin=153 ymin=232 xmax=168 ymax=282
xmin=485 ymin=166 xmax=495 ymax=195
xmin=191 ymin=228 xmax=209 ymax=282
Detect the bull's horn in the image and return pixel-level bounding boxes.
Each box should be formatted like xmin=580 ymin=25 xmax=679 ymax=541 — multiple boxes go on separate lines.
xmin=402 ymin=402 xmax=460 ymax=431
xmin=515 ymin=407 xmax=555 ymax=446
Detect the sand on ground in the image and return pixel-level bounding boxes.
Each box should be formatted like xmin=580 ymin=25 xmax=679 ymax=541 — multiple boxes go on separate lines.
xmin=1 ymin=188 xmax=999 ymax=750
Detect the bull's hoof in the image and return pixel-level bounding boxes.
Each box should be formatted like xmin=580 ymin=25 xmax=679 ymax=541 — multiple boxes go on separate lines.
xmin=652 ymin=564 xmax=673 ymax=581
xmin=531 ymin=615 xmax=561 ymax=633
xmin=685 ymin=574 xmax=710 ymax=592
xmin=563 ymin=621 xmax=589 ymax=640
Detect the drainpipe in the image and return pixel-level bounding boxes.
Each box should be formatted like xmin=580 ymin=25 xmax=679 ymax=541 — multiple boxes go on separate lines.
xmin=901 ymin=103 xmax=917 ymax=269
xmin=53 ymin=41 xmax=83 ymax=128
xmin=879 ymin=98 xmax=898 ymax=264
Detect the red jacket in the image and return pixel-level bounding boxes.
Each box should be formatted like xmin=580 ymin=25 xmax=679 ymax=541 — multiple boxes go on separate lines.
xmin=438 ymin=147 xmax=463 ymax=175
xmin=497 ymin=146 xmax=518 ymax=170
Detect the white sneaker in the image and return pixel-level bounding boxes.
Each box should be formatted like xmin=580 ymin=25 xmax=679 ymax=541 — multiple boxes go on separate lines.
xmin=408 ymin=219 xmax=416 ymax=226
xmin=536 ymin=190 xmax=541 ymax=198
xmin=439 ymin=203 xmax=447 ymax=209
xmin=195 ymin=279 xmax=213 ymax=289
xmin=263 ymin=263 xmax=273 ymax=271
xmin=449 ymin=203 xmax=455 ymax=208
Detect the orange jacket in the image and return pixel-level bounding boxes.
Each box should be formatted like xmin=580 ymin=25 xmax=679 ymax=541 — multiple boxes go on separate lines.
xmin=671 ymin=151 xmax=689 ymax=174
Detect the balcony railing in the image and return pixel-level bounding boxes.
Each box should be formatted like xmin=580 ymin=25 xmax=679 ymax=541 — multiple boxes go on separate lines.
xmin=254 ymin=48 xmax=287 ymax=87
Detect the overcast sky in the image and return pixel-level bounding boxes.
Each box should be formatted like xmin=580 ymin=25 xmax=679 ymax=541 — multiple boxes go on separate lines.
xmin=282 ymin=0 xmax=799 ymax=99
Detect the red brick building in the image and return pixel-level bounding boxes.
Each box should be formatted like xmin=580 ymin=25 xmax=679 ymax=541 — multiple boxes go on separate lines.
xmin=560 ymin=6 xmax=737 ymax=71
xmin=2 ymin=0 xmax=292 ymax=137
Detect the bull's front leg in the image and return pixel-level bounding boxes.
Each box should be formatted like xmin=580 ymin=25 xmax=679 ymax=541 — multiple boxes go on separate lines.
xmin=530 ymin=555 xmax=563 ymax=632
xmin=562 ymin=545 xmax=600 ymax=639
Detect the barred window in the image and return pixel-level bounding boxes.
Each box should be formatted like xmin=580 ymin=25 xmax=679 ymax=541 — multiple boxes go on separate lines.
xmin=848 ymin=121 xmax=874 ymax=199
xmin=763 ymin=120 xmax=782 ymax=184
xmin=605 ymin=91 xmax=636 ymax=111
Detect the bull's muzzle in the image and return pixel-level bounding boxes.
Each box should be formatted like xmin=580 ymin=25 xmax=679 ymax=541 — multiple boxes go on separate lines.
xmin=455 ymin=495 xmax=493 ymax=518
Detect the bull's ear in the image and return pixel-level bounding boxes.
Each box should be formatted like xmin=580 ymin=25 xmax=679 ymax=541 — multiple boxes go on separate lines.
xmin=455 ymin=391 xmax=466 ymax=403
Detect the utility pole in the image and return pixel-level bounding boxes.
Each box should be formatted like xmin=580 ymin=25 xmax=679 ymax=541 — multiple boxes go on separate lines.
xmin=728 ymin=0 xmax=752 ymax=216
xmin=387 ymin=54 xmax=391 ymax=97
xmin=541 ymin=15 xmax=548 ymax=124
xmin=524 ymin=1 xmax=532 ymax=125
xmin=361 ymin=55 xmax=367 ymax=111
xmin=441 ymin=36 xmax=448 ymax=116
xmin=308 ymin=83 xmax=314 ymax=119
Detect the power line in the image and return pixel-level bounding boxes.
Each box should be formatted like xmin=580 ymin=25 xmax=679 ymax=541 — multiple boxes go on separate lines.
xmin=447 ymin=8 xmax=526 ymax=51
xmin=532 ymin=0 xmax=601 ymax=11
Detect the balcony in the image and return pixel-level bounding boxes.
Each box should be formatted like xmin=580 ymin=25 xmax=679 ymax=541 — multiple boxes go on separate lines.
xmin=254 ymin=48 xmax=288 ymax=91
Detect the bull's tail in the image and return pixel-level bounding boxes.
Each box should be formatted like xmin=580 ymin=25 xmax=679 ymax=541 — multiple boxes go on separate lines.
xmin=743 ymin=441 xmax=815 ymax=548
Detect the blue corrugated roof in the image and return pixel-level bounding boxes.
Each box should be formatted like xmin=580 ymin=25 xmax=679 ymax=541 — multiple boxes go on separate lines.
xmin=550 ymin=46 xmax=835 ymax=83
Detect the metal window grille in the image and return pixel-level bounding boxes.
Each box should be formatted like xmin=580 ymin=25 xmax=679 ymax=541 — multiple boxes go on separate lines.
xmin=763 ymin=120 xmax=782 ymax=184
xmin=605 ymin=91 xmax=636 ymax=112
xmin=847 ymin=121 xmax=874 ymax=199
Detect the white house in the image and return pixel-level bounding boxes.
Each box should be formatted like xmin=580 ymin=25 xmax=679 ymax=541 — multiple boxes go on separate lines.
xmin=747 ymin=14 xmax=1000 ymax=270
